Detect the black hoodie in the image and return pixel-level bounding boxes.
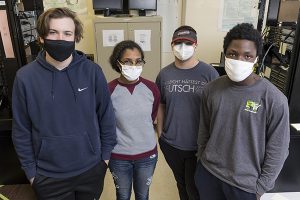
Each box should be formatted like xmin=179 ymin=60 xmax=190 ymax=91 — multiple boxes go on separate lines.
xmin=12 ymin=50 xmax=117 ymax=180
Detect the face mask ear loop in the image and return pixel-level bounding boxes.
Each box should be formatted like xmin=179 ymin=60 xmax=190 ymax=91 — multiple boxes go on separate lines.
xmin=117 ymin=60 xmax=122 ymax=66
xmin=254 ymin=57 xmax=258 ymax=64
xmin=252 ymin=56 xmax=258 ymax=72
xmin=252 ymin=57 xmax=258 ymax=72
xmin=117 ymin=60 xmax=124 ymax=72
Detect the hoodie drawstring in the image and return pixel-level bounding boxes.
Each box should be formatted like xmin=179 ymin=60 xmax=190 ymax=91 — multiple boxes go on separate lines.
xmin=51 ymin=72 xmax=55 ymax=100
xmin=51 ymin=69 xmax=77 ymax=102
xmin=66 ymin=69 xmax=77 ymax=101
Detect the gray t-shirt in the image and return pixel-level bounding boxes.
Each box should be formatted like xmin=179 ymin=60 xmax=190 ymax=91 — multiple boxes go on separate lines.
xmin=156 ymin=61 xmax=219 ymax=150
xmin=198 ymin=76 xmax=290 ymax=195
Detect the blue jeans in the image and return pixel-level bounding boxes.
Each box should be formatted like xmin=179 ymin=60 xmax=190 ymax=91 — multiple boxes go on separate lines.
xmin=108 ymin=154 xmax=158 ymax=200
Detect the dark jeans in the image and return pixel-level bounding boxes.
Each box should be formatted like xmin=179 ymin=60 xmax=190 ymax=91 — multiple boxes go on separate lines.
xmin=159 ymin=138 xmax=199 ymax=200
xmin=194 ymin=162 xmax=257 ymax=200
xmin=32 ymin=161 xmax=107 ymax=200
xmin=108 ymin=154 xmax=158 ymax=200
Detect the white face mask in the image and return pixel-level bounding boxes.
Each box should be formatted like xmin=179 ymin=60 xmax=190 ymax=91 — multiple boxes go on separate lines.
xmin=225 ymin=57 xmax=258 ymax=82
xmin=120 ymin=64 xmax=143 ymax=81
xmin=173 ymin=43 xmax=195 ymax=61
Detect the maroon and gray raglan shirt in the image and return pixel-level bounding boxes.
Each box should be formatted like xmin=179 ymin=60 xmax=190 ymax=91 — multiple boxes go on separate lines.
xmin=109 ymin=77 xmax=160 ymax=160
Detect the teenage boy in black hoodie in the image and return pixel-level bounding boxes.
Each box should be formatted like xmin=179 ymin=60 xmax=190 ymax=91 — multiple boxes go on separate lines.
xmin=12 ymin=7 xmax=117 ymax=200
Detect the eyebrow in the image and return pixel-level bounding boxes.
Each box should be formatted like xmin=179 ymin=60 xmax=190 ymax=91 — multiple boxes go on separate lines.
xmin=48 ymin=29 xmax=74 ymax=34
xmin=122 ymin=58 xmax=142 ymax=61
xmin=226 ymin=49 xmax=237 ymax=53
xmin=227 ymin=49 xmax=254 ymax=54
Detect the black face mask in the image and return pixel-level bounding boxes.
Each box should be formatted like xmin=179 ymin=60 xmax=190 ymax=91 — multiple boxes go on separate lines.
xmin=43 ymin=39 xmax=75 ymax=62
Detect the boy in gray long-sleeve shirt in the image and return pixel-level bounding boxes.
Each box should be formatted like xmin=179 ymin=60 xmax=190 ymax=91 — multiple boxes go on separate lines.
xmin=194 ymin=23 xmax=290 ymax=200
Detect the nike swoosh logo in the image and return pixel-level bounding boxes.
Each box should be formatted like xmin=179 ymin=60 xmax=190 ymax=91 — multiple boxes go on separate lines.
xmin=78 ymin=87 xmax=88 ymax=92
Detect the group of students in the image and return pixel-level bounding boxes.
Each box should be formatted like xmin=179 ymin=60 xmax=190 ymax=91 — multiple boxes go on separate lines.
xmin=11 ymin=7 xmax=290 ymax=200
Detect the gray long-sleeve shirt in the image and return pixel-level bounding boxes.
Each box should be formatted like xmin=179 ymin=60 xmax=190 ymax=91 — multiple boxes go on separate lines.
xmin=197 ymin=76 xmax=290 ymax=195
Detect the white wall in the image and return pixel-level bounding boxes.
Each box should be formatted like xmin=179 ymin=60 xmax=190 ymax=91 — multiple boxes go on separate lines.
xmin=75 ymin=0 xmax=96 ymax=56
xmin=157 ymin=0 xmax=182 ymax=67
xmin=183 ymin=0 xmax=227 ymax=64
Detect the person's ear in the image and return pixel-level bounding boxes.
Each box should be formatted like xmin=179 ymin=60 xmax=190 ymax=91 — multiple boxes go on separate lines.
xmin=39 ymin=37 xmax=44 ymax=44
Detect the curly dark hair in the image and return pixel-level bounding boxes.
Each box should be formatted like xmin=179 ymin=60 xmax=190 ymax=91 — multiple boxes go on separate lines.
xmin=223 ymin=23 xmax=263 ymax=56
xmin=109 ymin=40 xmax=144 ymax=73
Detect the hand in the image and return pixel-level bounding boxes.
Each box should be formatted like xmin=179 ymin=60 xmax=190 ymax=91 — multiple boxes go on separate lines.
xmin=29 ymin=177 xmax=35 ymax=185
xmin=157 ymin=131 xmax=162 ymax=138
xmin=104 ymin=160 xmax=109 ymax=165
xmin=256 ymin=193 xmax=261 ymax=200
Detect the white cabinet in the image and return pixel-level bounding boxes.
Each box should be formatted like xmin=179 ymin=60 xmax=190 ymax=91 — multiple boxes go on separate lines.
xmin=93 ymin=16 xmax=162 ymax=82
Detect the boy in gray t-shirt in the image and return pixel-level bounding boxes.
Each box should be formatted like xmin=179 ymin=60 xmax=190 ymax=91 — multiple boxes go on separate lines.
xmin=156 ymin=25 xmax=219 ymax=200
xmin=195 ymin=23 xmax=290 ymax=200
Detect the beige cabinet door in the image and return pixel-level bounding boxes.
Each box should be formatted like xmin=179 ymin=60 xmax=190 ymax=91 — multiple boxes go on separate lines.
xmin=94 ymin=22 xmax=128 ymax=82
xmin=94 ymin=17 xmax=161 ymax=82
xmin=128 ymin=22 xmax=161 ymax=82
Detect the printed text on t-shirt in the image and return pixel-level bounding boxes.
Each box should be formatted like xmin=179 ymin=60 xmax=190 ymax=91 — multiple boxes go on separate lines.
xmin=164 ymin=79 xmax=207 ymax=93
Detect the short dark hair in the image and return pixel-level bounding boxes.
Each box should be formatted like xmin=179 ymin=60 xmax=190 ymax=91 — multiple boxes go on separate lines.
xmin=37 ymin=7 xmax=83 ymax=43
xmin=109 ymin=40 xmax=144 ymax=73
xmin=223 ymin=23 xmax=263 ymax=56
